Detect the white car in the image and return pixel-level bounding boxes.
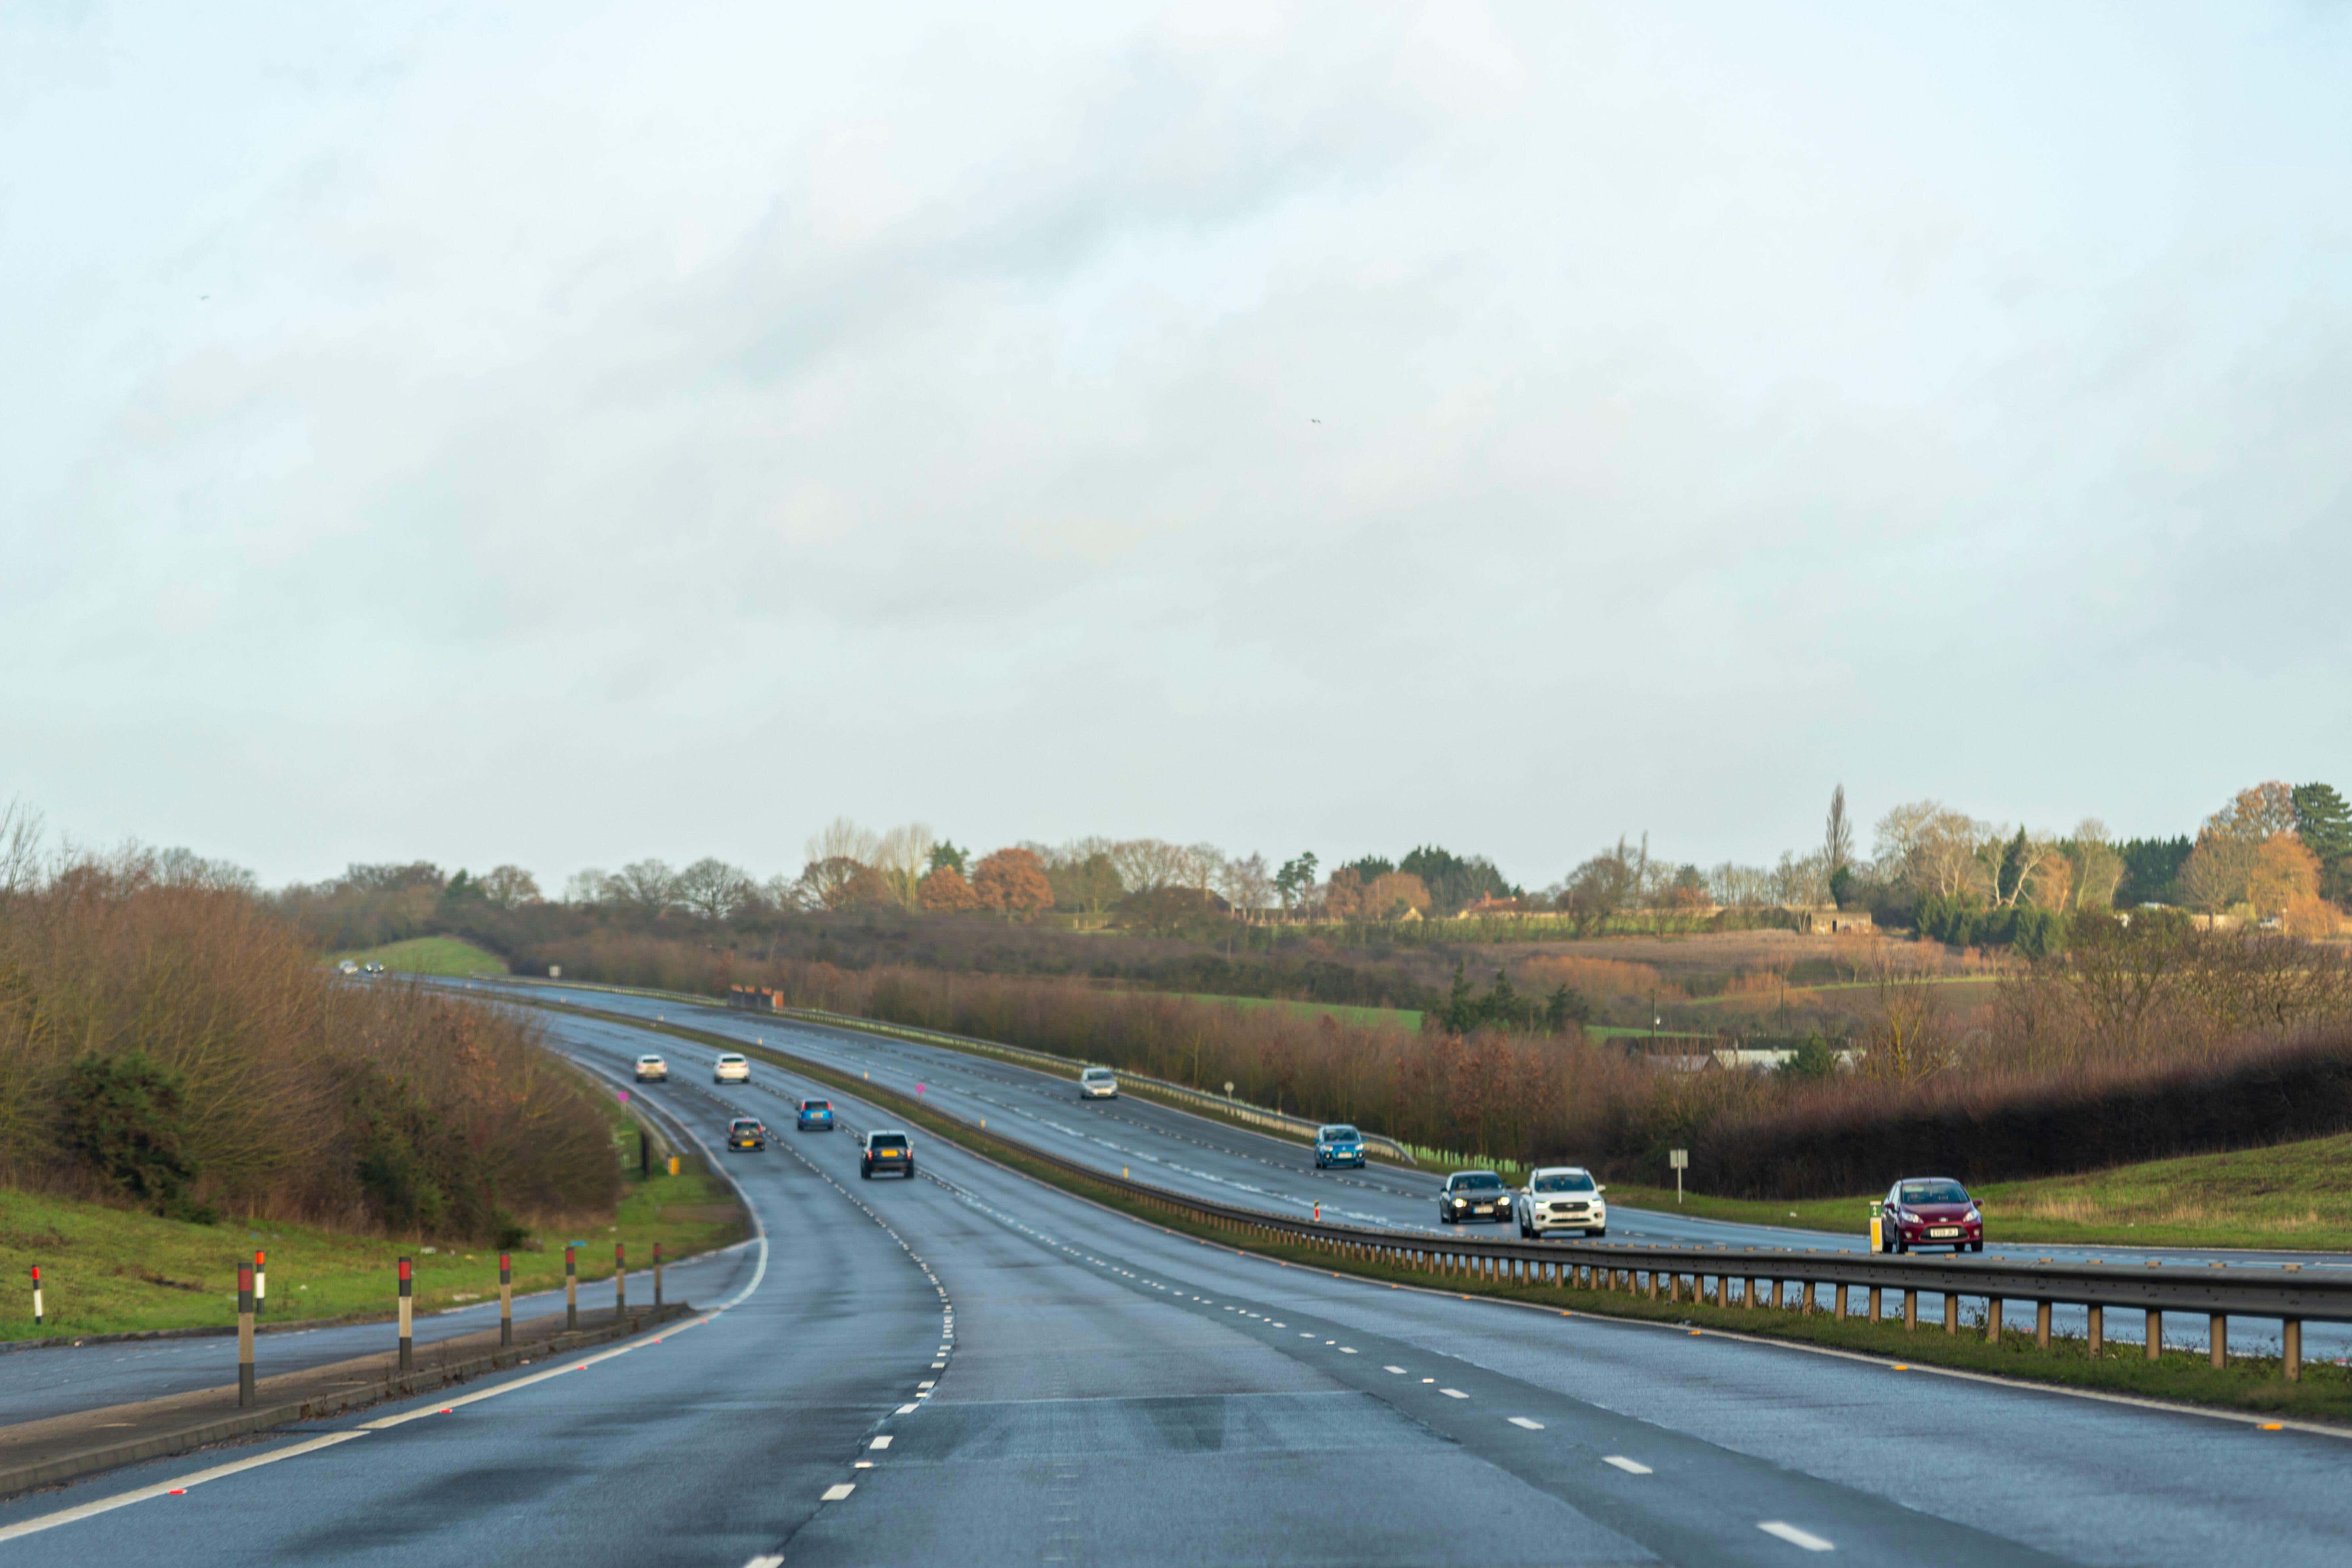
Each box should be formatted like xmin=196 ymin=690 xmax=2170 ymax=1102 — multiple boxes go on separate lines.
xmin=633 ymin=1054 xmax=668 ymax=1082
xmin=337 ymin=960 xmax=359 ymax=976
xmin=1516 ymin=1166 xmax=1607 ymax=1238
xmin=713 ymin=1053 xmax=751 ymax=1084
xmin=1078 ymin=1067 xmax=1118 ymax=1100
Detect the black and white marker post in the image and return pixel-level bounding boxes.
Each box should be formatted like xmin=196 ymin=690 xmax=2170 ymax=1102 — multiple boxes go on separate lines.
xmin=653 ymin=1241 xmax=663 ymax=1308
xmin=564 ymin=1244 xmax=578 ymax=1330
xmin=498 ymin=1252 xmax=513 ymax=1347
xmin=30 ymin=1265 xmax=41 ymax=1328
xmin=236 ymin=1264 xmax=256 ymax=1407
xmin=254 ymin=1248 xmax=267 ymax=1320
xmin=396 ymin=1257 xmax=413 ymax=1373
xmin=614 ymin=1242 xmax=626 ymax=1316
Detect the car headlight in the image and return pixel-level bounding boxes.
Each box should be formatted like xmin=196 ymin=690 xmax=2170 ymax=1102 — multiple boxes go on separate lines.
xmin=1964 ymin=1208 xmax=1980 ymax=1223
xmin=1452 ymin=1198 xmax=1466 ymax=1207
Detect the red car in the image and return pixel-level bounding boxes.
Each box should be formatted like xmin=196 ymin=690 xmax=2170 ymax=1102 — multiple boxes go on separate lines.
xmin=1878 ymin=1177 xmax=1982 ymax=1253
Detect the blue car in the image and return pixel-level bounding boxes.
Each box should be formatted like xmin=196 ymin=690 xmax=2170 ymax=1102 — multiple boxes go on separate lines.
xmin=1314 ymin=1123 xmax=1366 ymax=1169
xmin=797 ymin=1097 xmax=836 ymax=1131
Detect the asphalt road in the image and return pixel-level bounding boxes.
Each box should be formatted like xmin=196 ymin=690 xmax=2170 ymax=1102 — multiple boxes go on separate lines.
xmin=4 ymin=1002 xmax=2348 ymax=1566
xmin=462 ymin=979 xmax=2352 ymax=1359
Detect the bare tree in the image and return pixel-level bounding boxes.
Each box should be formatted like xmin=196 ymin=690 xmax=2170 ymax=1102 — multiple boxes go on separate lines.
xmin=562 ymin=868 xmax=611 ymax=905
xmin=0 ymin=801 xmax=43 ymax=899
xmin=480 ymin=865 xmax=542 ymax=908
xmin=872 ymin=823 xmax=936 ymax=908
xmin=1109 ymin=839 xmax=1190 ymax=893
xmin=675 ymin=858 xmax=755 ymax=921
xmin=1181 ymin=842 xmax=1226 ymax=894
xmin=155 ymin=846 xmax=258 ymax=893
xmin=1218 ymin=852 xmax=1272 ymax=921
xmin=608 ymin=859 xmax=680 ymax=917
xmin=1875 ymin=800 xmax=1990 ymax=901
xmin=806 ymin=816 xmax=881 ymax=870
xmin=2067 ymin=819 xmax=2124 ymax=911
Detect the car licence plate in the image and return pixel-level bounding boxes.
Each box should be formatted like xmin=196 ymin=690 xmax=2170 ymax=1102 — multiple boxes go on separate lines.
xmin=1928 ymin=1226 xmax=1961 ymax=1238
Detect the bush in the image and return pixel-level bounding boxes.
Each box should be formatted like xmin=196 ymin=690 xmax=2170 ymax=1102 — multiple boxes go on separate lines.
xmin=58 ymin=1051 xmax=210 ymax=1221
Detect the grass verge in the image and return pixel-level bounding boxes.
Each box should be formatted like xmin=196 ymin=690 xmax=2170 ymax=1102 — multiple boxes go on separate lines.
xmin=0 ymin=1166 xmax=745 ymax=1343
xmin=523 ymin=995 xmax=2352 ymax=1426
xmin=1176 ymin=994 xmax=1423 ymax=1031
xmin=1611 ymin=1133 xmax=2352 ymax=1252
xmin=329 ymin=934 xmax=509 ymax=977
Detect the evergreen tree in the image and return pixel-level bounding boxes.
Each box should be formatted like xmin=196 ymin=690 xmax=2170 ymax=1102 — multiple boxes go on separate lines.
xmin=1441 ymin=961 xmax=1478 ymax=1034
xmin=1783 ymin=1031 xmax=1839 ymax=1080
xmin=2293 ymin=783 xmax=2352 ymax=902
xmin=1484 ymin=968 xmax=1521 ymax=1028
xmin=1542 ymin=983 xmax=1591 ymax=1032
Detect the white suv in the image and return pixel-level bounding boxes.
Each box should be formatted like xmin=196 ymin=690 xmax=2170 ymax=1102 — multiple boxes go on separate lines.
xmin=1516 ymin=1167 xmax=1607 ymax=1238
xmin=1078 ymin=1067 xmax=1117 ymax=1100
xmin=712 ymin=1053 xmax=751 ymax=1084
xmin=634 ymin=1054 xmax=668 ymax=1082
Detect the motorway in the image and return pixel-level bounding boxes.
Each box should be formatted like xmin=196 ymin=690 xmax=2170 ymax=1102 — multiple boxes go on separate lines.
xmin=2 ymin=998 xmax=2347 ymax=1565
xmin=468 ymin=980 xmax=2351 ymax=1358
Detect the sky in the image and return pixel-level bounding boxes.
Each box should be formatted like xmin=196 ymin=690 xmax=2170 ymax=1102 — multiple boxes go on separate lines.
xmin=5 ymin=1 xmax=2349 ymax=892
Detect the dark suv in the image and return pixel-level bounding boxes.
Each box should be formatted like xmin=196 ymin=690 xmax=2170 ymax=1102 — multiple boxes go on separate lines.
xmin=1439 ymin=1170 xmax=1509 ymax=1224
xmin=860 ymin=1130 xmax=914 ymax=1180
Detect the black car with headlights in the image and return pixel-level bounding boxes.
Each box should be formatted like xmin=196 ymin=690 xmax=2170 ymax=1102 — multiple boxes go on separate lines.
xmin=1439 ymin=1169 xmax=1510 ymax=1223
xmin=860 ymin=1129 xmax=914 ymax=1180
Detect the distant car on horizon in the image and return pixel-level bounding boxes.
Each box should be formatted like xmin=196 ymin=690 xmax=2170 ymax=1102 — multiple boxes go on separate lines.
xmin=362 ymin=961 xmax=385 ymax=977
xmin=713 ymin=1053 xmax=750 ymax=1084
xmin=1515 ymin=1166 xmax=1605 ymax=1238
xmin=1439 ymin=1170 xmax=1509 ymax=1224
xmin=1314 ymin=1124 xmax=1366 ymax=1169
xmin=1078 ymin=1067 xmax=1117 ymax=1100
xmin=1878 ymin=1176 xmax=1982 ymax=1254
xmin=337 ymin=960 xmax=359 ymax=976
xmin=633 ymin=1054 xmax=668 ymax=1082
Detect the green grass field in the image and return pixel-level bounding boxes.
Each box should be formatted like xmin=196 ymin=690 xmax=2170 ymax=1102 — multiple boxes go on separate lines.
xmin=1610 ymin=1132 xmax=2352 ymax=1252
xmin=1178 ymin=993 xmax=1423 ymax=1030
xmin=330 ymin=934 xmax=510 ymax=977
xmin=0 ymin=1165 xmax=745 ymax=1342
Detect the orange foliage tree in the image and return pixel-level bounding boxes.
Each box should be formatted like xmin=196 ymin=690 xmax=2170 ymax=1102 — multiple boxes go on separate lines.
xmin=918 ymin=867 xmax=978 ymax=912
xmin=971 ymin=848 xmax=1053 ymax=918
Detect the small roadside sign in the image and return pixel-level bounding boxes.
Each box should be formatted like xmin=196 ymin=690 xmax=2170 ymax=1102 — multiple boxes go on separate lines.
xmin=1670 ymin=1147 xmax=1688 ymax=1204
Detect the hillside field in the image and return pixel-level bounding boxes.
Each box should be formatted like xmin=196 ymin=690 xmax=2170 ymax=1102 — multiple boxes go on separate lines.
xmin=331 ymin=934 xmax=511 ymax=977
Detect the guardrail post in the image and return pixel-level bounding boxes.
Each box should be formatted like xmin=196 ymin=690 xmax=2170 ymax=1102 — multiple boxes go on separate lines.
xmin=1903 ymin=1288 xmax=1918 ymax=1330
xmin=566 ymin=1245 xmax=579 ymax=1331
xmin=237 ymin=1264 xmax=256 ymax=1408
xmin=2209 ymin=1314 xmax=2227 ymax=1368
xmin=654 ymin=1241 xmax=664 ymax=1307
xmin=1867 ymin=1284 xmax=1881 ymax=1323
xmin=2145 ymin=1309 xmax=2162 ymax=1361
xmin=1745 ymin=1273 xmax=1758 ymax=1309
xmin=1833 ymin=1282 xmax=1847 ymax=1320
xmin=1944 ymin=1292 xmax=1960 ymax=1336
xmin=499 ymin=1253 xmax=513 ymax=1346
xmin=1646 ymin=1268 xmax=1658 ymax=1301
xmin=2035 ymin=1300 xmax=2051 ymax=1349
xmin=1986 ymin=1296 xmax=2002 ymax=1344
xmin=2283 ymin=1319 xmax=2302 ymax=1381
xmin=615 ymin=1242 xmax=627 ymax=1317
xmin=397 ymin=1257 xmax=413 ymax=1373
xmin=2087 ymin=1302 xmax=2103 ymax=1357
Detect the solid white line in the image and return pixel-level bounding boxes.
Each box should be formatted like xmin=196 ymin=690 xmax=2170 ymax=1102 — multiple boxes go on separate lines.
xmin=1508 ymin=1416 xmax=1544 ymax=1430
xmin=1602 ymin=1455 xmax=1653 ymax=1474
xmin=0 ymin=1432 xmax=369 ymax=1543
xmin=1440 ymin=1388 xmax=1468 ymax=1399
xmin=1758 ymin=1520 xmax=1834 ymax=1551
xmin=821 ymin=1483 xmax=857 ymax=1501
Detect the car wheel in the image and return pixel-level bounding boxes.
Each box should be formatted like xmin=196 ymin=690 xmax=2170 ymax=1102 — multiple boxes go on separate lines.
xmin=1970 ymin=1239 xmax=1984 ymax=1254
xmin=860 ymin=1166 xmax=871 ymax=1179
xmin=1893 ymin=1234 xmax=1907 ymax=1254
xmin=905 ymin=1164 xmax=916 ymax=1179
xmin=1587 ymin=1227 xmax=1605 ymax=1238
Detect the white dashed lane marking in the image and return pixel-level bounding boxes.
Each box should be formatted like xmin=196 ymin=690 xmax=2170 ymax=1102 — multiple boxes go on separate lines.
xmin=1383 ymin=1365 xmax=1407 ymax=1374
xmin=1602 ymin=1456 xmax=1653 ymax=1475
xmin=820 ymin=1484 xmax=856 ymax=1502
xmin=1758 ymin=1521 xmax=1834 ymax=1552
xmin=1440 ymin=1388 xmax=1468 ymax=1399
xmin=1507 ymin=1417 xmax=1544 ymax=1430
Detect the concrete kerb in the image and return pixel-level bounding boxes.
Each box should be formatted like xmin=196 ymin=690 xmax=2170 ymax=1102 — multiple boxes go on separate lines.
xmin=0 ymin=1302 xmax=696 ymax=1502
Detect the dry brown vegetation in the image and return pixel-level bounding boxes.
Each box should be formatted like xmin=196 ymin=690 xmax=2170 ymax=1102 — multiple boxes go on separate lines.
xmin=0 ymin=831 xmax=616 ymax=1241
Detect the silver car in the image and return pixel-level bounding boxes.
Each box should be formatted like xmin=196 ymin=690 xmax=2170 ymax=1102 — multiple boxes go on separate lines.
xmin=1516 ymin=1166 xmax=1607 ymax=1238
xmin=713 ymin=1053 xmax=750 ymax=1084
xmin=1078 ymin=1066 xmax=1117 ymax=1100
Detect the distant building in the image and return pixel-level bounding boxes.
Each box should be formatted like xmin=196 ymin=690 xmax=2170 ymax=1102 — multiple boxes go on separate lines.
xmin=1789 ymin=907 xmax=1872 ymax=934
xmin=1456 ymin=895 xmax=1528 ymax=918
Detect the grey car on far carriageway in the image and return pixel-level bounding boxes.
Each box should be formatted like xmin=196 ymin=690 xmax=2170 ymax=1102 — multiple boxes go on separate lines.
xmin=1439 ymin=1170 xmax=1509 ymax=1224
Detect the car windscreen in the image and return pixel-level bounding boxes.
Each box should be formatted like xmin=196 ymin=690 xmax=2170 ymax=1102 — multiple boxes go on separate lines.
xmin=1531 ymin=1173 xmax=1595 ymax=1193
xmin=1321 ymin=1127 xmax=1359 ymax=1141
xmin=1452 ymin=1173 xmax=1502 ymax=1191
xmin=1898 ymin=1181 xmax=1969 ymax=1205
xmin=871 ymin=1135 xmax=908 ymax=1150
xmin=1082 ymin=1069 xmax=1112 ymax=1079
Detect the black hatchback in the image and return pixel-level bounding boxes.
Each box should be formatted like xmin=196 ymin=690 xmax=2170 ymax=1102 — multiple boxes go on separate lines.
xmin=1439 ymin=1170 xmax=1509 ymax=1224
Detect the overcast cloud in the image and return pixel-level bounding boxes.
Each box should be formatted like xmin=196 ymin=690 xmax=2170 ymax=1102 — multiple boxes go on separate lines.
xmin=5 ymin=1 xmax=2348 ymax=889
